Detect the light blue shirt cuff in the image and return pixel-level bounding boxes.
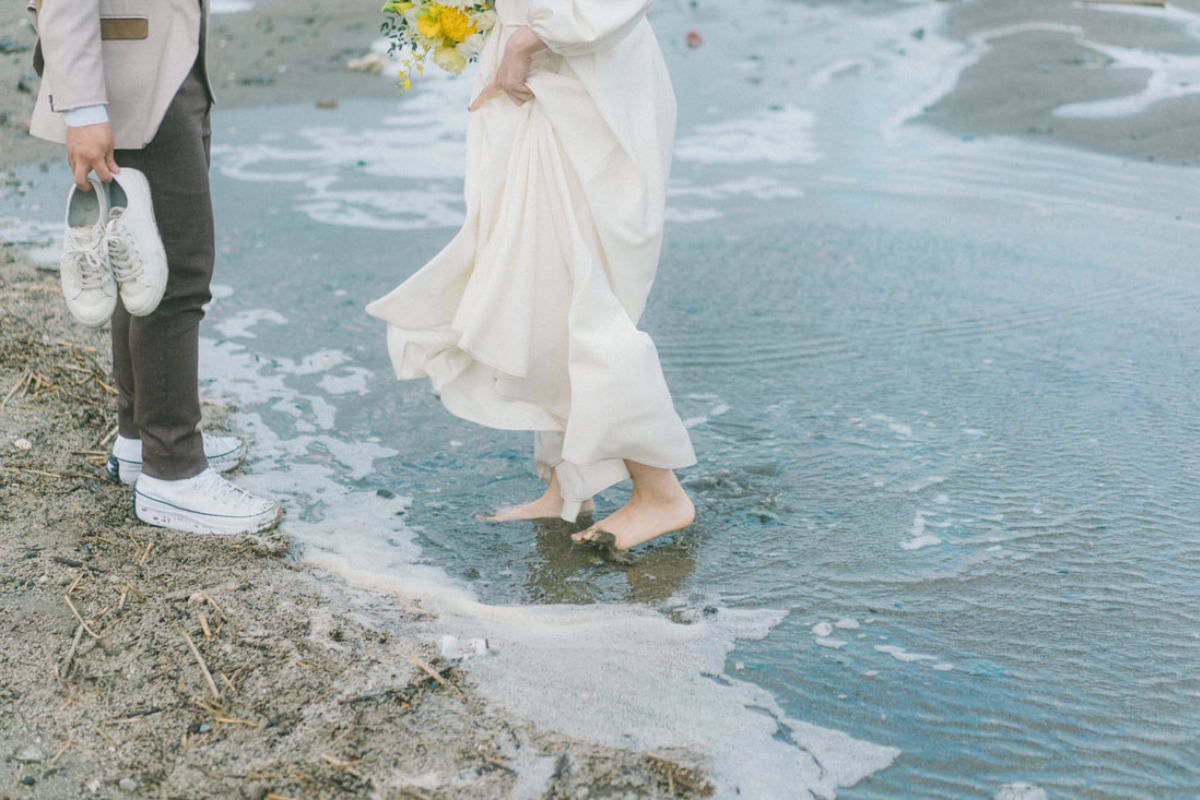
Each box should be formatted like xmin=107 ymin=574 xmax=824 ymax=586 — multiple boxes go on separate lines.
xmin=64 ymin=105 xmax=110 ymax=128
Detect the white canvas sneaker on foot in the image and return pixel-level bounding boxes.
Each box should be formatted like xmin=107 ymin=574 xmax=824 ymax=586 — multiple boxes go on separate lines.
xmin=60 ymin=177 xmax=116 ymax=327
xmin=105 ymin=169 xmax=167 ymax=317
xmin=107 ymin=434 xmax=248 ymax=484
xmin=135 ymin=469 xmax=282 ymax=535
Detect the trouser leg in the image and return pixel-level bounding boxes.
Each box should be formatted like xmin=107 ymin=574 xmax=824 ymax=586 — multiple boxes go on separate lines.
xmin=110 ymin=64 xmax=214 ymax=480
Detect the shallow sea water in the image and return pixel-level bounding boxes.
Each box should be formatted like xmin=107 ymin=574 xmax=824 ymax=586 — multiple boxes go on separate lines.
xmin=5 ymin=0 xmax=1200 ymax=796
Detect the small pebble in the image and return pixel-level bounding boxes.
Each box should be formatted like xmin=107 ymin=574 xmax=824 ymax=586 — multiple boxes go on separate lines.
xmin=13 ymin=437 xmax=32 ymax=450
xmin=119 ymin=777 xmax=140 ymax=792
xmin=15 ymin=744 xmax=45 ymax=763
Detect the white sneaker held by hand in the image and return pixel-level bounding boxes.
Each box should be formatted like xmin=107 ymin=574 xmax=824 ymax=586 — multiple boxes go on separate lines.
xmin=60 ymin=177 xmax=116 ymax=327
xmin=106 ymin=168 xmax=168 ymax=317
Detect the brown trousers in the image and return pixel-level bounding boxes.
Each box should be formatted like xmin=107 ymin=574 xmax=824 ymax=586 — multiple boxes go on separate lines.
xmin=110 ymin=62 xmax=213 ymax=480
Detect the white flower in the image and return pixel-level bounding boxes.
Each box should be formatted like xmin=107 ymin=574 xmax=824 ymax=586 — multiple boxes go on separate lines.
xmin=456 ymin=32 xmax=485 ymax=58
xmin=472 ymin=8 xmax=497 ymax=32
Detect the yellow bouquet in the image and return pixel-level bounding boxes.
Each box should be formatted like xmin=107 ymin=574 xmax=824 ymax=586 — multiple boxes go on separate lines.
xmin=380 ymin=0 xmax=497 ymax=92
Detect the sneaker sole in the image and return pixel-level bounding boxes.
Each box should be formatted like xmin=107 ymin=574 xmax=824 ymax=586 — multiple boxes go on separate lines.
xmin=134 ymin=491 xmax=282 ymax=536
xmin=109 ymin=446 xmax=247 ymax=485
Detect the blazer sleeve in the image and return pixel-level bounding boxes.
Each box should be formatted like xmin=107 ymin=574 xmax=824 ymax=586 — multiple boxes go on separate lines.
xmin=526 ymin=0 xmax=654 ymax=57
xmin=35 ymin=0 xmax=108 ymax=112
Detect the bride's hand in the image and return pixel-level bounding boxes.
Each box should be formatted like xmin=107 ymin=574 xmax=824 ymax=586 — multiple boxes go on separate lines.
xmin=469 ymin=26 xmax=547 ymax=111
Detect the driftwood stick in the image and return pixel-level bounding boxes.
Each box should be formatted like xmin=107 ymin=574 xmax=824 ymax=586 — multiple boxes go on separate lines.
xmin=399 ymin=789 xmax=435 ymax=800
xmin=218 ymin=673 xmax=239 ymax=695
xmin=392 ymin=590 xmax=431 ymax=617
xmin=198 ymin=611 xmax=212 ymax=642
xmin=320 ymin=753 xmax=363 ymax=778
xmin=52 ymin=340 xmax=99 ymax=353
xmin=138 ymin=539 xmax=155 ymax=567
xmin=99 ymin=424 xmax=119 ymax=447
xmin=63 ymin=595 xmax=102 ymax=640
xmin=93 ymin=725 xmax=118 ymax=747
xmin=188 ymin=591 xmax=226 ymax=620
xmin=482 ymin=755 xmax=516 ymax=775
xmin=215 ymin=717 xmax=259 ymax=728
xmin=181 ymin=628 xmax=222 ymax=701
xmin=61 ymin=622 xmax=86 ymax=679
xmin=0 ymin=370 xmax=31 ymax=410
xmin=405 ymin=653 xmax=465 ymax=701
xmin=5 ymin=466 xmax=94 ymax=479
xmin=48 ymin=740 xmax=76 ymax=767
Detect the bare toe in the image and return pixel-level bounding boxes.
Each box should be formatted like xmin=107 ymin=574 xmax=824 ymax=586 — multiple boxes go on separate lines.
xmin=572 ymin=527 xmax=635 ymax=564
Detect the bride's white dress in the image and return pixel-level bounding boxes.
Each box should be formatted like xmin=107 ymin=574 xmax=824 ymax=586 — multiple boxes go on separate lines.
xmin=365 ymin=0 xmax=695 ymax=522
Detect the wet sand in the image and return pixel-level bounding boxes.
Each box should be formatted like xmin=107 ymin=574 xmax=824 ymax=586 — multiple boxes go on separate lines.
xmin=923 ymin=0 xmax=1200 ymax=166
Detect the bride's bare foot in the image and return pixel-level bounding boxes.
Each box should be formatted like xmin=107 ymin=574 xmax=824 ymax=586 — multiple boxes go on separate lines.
xmin=571 ymin=462 xmax=694 ymax=555
xmin=485 ymin=495 xmax=594 ymax=522
xmin=481 ymin=470 xmax=594 ymax=522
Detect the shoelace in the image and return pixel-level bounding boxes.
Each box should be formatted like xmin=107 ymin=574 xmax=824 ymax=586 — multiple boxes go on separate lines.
xmin=105 ymin=209 xmax=144 ymax=282
xmin=64 ymin=231 xmax=111 ymax=290
xmin=195 ymin=471 xmax=265 ymax=510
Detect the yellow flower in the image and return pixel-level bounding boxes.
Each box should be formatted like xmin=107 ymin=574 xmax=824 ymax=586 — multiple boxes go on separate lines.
xmin=416 ymin=6 xmax=442 ymax=39
xmin=382 ymin=0 xmax=413 ymax=13
xmin=432 ymin=45 xmax=468 ymax=74
xmin=438 ymin=7 xmax=476 ymax=43
xmin=417 ymin=3 xmax=476 ymax=43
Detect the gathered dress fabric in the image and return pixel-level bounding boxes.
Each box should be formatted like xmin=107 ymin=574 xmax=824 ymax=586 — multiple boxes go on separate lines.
xmin=365 ymin=0 xmax=695 ymax=522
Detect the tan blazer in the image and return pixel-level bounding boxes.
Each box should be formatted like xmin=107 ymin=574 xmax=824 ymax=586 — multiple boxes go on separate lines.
xmin=29 ymin=0 xmax=212 ymax=149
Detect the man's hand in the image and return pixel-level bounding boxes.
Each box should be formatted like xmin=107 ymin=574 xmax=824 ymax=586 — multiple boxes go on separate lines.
xmin=66 ymin=122 xmax=119 ymax=190
xmin=469 ymin=26 xmax=548 ymax=112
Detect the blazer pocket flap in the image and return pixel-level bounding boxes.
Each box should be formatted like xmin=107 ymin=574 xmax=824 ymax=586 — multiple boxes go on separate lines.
xmin=100 ymin=17 xmax=148 ymax=40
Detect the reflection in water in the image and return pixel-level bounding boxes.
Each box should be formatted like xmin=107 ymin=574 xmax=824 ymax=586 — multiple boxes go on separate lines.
xmin=405 ymin=485 xmax=697 ymax=607
xmin=525 ymin=518 xmax=698 ymax=607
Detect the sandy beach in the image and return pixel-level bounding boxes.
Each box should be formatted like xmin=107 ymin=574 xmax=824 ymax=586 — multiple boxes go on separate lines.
xmin=0 ymin=255 xmax=717 ymax=795
xmin=5 ymin=0 xmax=1200 ymax=796
xmin=0 ymin=1 xmax=712 ymax=797
xmin=0 ymin=248 xmax=715 ymax=797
